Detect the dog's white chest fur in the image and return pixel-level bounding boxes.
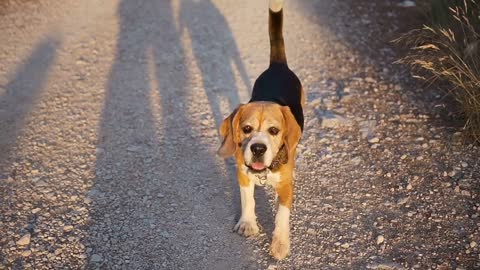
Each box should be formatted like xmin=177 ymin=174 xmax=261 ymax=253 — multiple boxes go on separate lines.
xmin=241 ymin=165 xmax=281 ymax=187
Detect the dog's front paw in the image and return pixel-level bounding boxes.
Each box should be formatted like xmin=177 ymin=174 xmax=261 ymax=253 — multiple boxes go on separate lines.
xmin=270 ymin=233 xmax=290 ymax=260
xmin=233 ymin=219 xmax=259 ymax=237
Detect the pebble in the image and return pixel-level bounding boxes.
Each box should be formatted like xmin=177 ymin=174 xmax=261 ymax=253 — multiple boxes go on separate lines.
xmin=267 ymin=264 xmax=276 ymax=270
xmin=309 ymin=97 xmax=322 ymax=108
xmin=17 ymin=233 xmax=31 ymax=246
xmin=397 ymin=0 xmax=416 ymax=7
xmin=63 ymin=225 xmax=74 ymax=232
xmin=340 ymin=243 xmax=350 ymax=249
xmin=365 ymin=77 xmax=376 ymax=83
xmin=470 ymin=241 xmax=477 ymax=248
xmin=406 ymin=184 xmax=413 ymax=190
xmin=377 ymin=235 xmax=385 ymax=245
xmin=350 ymin=157 xmax=362 ymax=166
xmin=321 ymin=114 xmax=349 ymax=129
xmin=397 ymin=197 xmax=408 ymax=205
xmin=21 ymin=250 xmax=32 ymax=257
xmin=368 ymin=137 xmax=380 ymax=143
xmin=90 ymin=254 xmax=103 ymax=263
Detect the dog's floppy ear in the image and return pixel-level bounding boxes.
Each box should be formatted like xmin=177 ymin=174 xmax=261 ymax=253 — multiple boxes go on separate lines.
xmin=281 ymin=106 xmax=302 ymax=156
xmin=218 ymin=105 xmax=244 ymax=158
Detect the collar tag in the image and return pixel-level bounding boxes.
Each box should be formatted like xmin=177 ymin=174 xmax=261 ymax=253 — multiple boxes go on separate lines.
xmin=254 ymin=169 xmax=270 ymax=186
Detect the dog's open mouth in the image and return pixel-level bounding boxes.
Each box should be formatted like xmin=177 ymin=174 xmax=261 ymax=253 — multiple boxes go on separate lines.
xmin=246 ymin=162 xmax=267 ymax=172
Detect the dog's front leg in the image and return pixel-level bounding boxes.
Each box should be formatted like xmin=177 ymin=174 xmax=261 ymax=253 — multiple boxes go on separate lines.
xmin=271 ymin=179 xmax=292 ymax=260
xmin=233 ymin=171 xmax=259 ymax=237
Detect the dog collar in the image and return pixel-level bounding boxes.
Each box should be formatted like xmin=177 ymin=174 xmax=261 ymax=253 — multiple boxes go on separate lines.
xmin=268 ymin=144 xmax=288 ymax=172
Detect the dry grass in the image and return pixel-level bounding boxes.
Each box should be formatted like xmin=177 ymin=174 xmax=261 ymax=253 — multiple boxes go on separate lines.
xmin=394 ymin=0 xmax=480 ymax=142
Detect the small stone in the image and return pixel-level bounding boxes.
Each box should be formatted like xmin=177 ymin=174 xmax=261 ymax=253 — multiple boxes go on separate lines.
xmin=21 ymin=250 xmax=32 ymax=257
xmin=309 ymin=97 xmax=322 ymax=108
xmin=461 ymin=190 xmax=471 ymax=197
xmin=90 ymin=254 xmax=103 ymax=263
xmin=397 ymin=0 xmax=416 ymax=7
xmin=350 ymin=157 xmax=362 ymax=166
xmin=461 ymin=162 xmax=468 ymax=168
xmin=454 ymin=186 xmax=461 ymax=193
xmin=365 ymin=77 xmax=376 ymax=83
xmin=368 ymin=137 xmax=380 ymax=143
xmin=17 ymin=234 xmax=31 ymax=246
xmin=397 ymin=197 xmax=408 ymax=205
xmin=377 ymin=235 xmax=385 ymax=245
xmin=340 ymin=243 xmax=350 ymax=249
xmin=321 ymin=114 xmax=349 ymax=129
xmin=406 ymin=184 xmax=413 ymax=190
xmin=307 ymin=228 xmax=316 ymax=235
xmin=32 ymin=208 xmax=41 ymax=214
xmin=400 ymin=155 xmax=407 ymax=160
xmin=470 ymin=241 xmax=477 ymax=248
xmin=63 ymin=225 xmax=74 ymax=232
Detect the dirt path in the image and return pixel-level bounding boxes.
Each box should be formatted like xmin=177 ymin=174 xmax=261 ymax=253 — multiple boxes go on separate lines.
xmin=1 ymin=0 xmax=479 ymax=269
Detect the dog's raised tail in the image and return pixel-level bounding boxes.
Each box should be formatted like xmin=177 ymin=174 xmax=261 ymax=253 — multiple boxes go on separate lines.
xmin=269 ymin=0 xmax=287 ymax=65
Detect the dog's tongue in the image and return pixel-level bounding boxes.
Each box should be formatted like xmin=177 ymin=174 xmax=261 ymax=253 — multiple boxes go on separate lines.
xmin=251 ymin=162 xmax=266 ymax=171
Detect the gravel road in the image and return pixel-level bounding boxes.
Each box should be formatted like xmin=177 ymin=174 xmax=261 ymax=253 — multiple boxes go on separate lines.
xmin=1 ymin=0 xmax=479 ymax=269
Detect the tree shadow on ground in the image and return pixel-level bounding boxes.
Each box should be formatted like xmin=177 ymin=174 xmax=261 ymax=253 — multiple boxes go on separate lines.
xmin=87 ymin=0 xmax=259 ymax=268
xmin=0 ymin=35 xmax=61 ymax=168
xmin=0 ymin=34 xmax=61 ymax=269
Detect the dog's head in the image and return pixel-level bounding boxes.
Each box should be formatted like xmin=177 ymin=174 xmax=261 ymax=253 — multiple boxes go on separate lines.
xmin=217 ymin=102 xmax=301 ymax=172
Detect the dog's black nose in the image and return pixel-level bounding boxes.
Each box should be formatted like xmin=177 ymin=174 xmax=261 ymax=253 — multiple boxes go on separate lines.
xmin=250 ymin=143 xmax=267 ymax=157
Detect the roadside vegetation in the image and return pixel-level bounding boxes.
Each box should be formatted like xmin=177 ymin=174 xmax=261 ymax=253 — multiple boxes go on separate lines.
xmin=395 ymin=0 xmax=480 ymax=142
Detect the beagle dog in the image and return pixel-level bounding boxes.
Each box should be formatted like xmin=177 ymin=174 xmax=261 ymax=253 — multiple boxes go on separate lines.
xmin=217 ymin=0 xmax=304 ymax=260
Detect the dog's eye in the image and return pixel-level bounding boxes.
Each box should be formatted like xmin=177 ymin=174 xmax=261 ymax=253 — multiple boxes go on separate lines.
xmin=242 ymin=125 xmax=253 ymax=134
xmin=268 ymin=127 xmax=279 ymax=136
